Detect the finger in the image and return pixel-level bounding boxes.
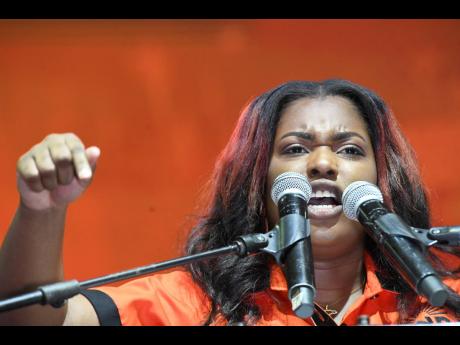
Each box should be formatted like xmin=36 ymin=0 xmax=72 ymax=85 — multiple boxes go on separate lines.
xmin=75 ymin=146 xmax=101 ymax=189
xmin=49 ymin=140 xmax=74 ymax=185
xmin=64 ymin=134 xmax=92 ymax=181
xmin=33 ymin=147 xmax=58 ymax=190
xmin=85 ymin=146 xmax=101 ymax=171
xmin=16 ymin=154 xmax=45 ymax=192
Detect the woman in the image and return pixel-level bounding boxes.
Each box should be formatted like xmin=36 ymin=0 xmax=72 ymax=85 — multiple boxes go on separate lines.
xmin=0 ymin=79 xmax=459 ymax=326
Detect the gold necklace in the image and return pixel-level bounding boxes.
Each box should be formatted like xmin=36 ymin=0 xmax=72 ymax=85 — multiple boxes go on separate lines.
xmin=320 ymin=285 xmax=363 ymax=317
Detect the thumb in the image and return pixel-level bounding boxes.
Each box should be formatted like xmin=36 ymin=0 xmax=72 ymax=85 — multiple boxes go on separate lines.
xmin=77 ymin=146 xmax=100 ymax=189
xmin=85 ymin=146 xmax=101 ymax=171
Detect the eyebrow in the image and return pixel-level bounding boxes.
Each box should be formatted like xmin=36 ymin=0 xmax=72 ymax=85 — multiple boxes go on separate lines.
xmin=280 ymin=131 xmax=367 ymax=143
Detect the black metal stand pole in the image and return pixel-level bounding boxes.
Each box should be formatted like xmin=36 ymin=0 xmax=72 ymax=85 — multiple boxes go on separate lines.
xmin=0 ymin=233 xmax=269 ymax=313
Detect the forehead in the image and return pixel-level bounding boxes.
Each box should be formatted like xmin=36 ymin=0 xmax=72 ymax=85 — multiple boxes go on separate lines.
xmin=276 ymin=96 xmax=369 ymax=136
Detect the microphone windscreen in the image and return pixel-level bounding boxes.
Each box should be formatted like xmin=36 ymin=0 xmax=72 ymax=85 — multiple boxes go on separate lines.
xmin=271 ymin=172 xmax=312 ymax=204
xmin=342 ymin=181 xmax=383 ymax=221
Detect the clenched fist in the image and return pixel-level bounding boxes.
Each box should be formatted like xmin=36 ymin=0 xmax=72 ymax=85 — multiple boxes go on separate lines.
xmin=16 ymin=133 xmax=100 ymax=211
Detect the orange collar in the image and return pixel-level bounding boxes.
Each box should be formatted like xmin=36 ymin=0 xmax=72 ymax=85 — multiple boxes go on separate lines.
xmin=269 ymin=251 xmax=392 ymax=300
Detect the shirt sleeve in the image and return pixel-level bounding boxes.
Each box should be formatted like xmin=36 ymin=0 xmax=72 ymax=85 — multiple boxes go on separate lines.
xmin=79 ymin=270 xmax=211 ymax=326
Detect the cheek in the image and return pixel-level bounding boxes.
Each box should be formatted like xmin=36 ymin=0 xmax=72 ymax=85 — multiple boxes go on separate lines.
xmin=267 ymin=156 xmax=308 ymax=182
xmin=267 ymin=156 xmax=284 ymax=182
xmin=341 ymin=158 xmax=378 ymax=185
xmin=363 ymin=151 xmax=378 ymax=184
xmin=365 ymin=157 xmax=378 ymax=184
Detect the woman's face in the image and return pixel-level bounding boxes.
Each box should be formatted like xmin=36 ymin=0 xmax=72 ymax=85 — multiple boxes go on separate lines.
xmin=265 ymin=96 xmax=378 ymax=259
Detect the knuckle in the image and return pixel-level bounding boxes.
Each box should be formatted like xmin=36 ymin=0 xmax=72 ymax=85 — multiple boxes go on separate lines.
xmin=34 ymin=156 xmax=53 ymax=168
xmin=52 ymin=150 xmax=72 ymax=164
xmin=29 ymin=143 xmax=42 ymax=154
xmin=66 ymin=133 xmax=83 ymax=144
xmin=44 ymin=167 xmax=57 ymax=175
xmin=17 ymin=159 xmax=36 ymax=177
xmin=45 ymin=133 xmax=62 ymax=141
xmin=65 ymin=132 xmax=78 ymax=139
xmin=34 ymin=147 xmax=51 ymax=159
xmin=22 ymin=170 xmax=40 ymax=182
xmin=21 ymin=171 xmax=37 ymax=180
xmin=65 ymin=133 xmax=85 ymax=149
xmin=71 ymin=148 xmax=86 ymax=158
xmin=17 ymin=155 xmax=29 ymax=169
xmin=36 ymin=165 xmax=55 ymax=176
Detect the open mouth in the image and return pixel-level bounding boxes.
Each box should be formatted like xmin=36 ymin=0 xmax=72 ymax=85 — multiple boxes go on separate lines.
xmin=307 ymin=183 xmax=343 ymax=219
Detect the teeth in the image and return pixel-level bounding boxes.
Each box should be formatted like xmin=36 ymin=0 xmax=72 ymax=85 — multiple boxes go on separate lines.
xmin=308 ymin=204 xmax=335 ymax=208
xmin=312 ymin=190 xmax=322 ymax=198
xmin=311 ymin=190 xmax=337 ymax=199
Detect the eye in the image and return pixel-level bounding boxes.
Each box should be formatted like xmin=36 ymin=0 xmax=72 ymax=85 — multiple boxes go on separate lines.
xmin=283 ymin=145 xmax=308 ymax=155
xmin=339 ymin=146 xmax=364 ymax=156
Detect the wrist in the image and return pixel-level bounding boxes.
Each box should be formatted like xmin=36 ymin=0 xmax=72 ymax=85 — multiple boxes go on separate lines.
xmin=18 ymin=199 xmax=68 ymax=217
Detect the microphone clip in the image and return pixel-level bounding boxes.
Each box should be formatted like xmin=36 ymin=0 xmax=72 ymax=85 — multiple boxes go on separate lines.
xmin=368 ymin=212 xmax=438 ymax=248
xmin=406 ymin=225 xmax=460 ymax=248
xmin=235 ymin=221 xmax=309 ymax=265
xmin=427 ymin=226 xmax=460 ymax=247
xmin=258 ymin=220 xmax=310 ymax=265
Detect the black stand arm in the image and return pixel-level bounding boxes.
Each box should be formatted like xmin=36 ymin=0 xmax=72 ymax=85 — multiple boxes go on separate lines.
xmin=0 ymin=233 xmax=269 ymax=313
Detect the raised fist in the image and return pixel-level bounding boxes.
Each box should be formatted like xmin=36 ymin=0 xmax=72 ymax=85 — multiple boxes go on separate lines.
xmin=16 ymin=133 xmax=100 ymax=211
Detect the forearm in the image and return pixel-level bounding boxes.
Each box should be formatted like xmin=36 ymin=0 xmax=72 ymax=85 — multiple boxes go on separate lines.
xmin=0 ymin=202 xmax=68 ymax=325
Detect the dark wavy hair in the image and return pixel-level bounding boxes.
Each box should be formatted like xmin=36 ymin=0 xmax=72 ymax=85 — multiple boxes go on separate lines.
xmin=184 ymin=79 xmax=460 ymax=325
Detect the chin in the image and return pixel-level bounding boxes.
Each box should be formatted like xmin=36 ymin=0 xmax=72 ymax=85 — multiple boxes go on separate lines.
xmin=310 ymin=216 xmax=354 ymax=244
xmin=310 ymin=218 xmax=365 ymax=256
xmin=309 ymin=213 xmax=342 ymax=234
xmin=311 ymin=224 xmax=340 ymax=245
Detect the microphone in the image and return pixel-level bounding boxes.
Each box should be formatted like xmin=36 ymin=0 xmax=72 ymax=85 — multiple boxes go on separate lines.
xmin=342 ymin=181 xmax=448 ymax=307
xmin=271 ymin=172 xmax=315 ymax=318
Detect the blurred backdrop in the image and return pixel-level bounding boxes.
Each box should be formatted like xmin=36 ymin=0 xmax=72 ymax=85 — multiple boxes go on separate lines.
xmin=0 ymin=19 xmax=459 ymax=283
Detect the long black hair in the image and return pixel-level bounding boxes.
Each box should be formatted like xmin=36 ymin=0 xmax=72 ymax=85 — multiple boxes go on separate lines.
xmin=185 ymin=79 xmax=460 ymax=325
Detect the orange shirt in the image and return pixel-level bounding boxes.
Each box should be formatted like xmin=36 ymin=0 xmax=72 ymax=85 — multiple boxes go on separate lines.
xmin=83 ymin=252 xmax=460 ymax=326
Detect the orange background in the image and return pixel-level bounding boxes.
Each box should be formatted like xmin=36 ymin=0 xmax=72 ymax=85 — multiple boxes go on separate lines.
xmin=0 ymin=20 xmax=459 ymax=283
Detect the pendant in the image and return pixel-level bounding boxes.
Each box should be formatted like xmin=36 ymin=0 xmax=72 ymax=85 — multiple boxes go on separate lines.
xmin=323 ymin=305 xmax=338 ymax=317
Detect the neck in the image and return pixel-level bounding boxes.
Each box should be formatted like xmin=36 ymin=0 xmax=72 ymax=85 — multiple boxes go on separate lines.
xmin=313 ymin=246 xmax=365 ymax=308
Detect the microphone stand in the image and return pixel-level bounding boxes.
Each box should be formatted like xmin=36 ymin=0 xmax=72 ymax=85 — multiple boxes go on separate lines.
xmin=2 ymin=221 xmax=457 ymax=320
xmin=0 ymin=233 xmax=271 ymax=313
xmin=357 ymin=224 xmax=460 ymax=326
xmin=0 ymin=222 xmax=311 ymax=317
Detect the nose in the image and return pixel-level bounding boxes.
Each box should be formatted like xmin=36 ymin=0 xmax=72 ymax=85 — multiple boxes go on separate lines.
xmin=307 ymin=146 xmax=338 ymax=180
